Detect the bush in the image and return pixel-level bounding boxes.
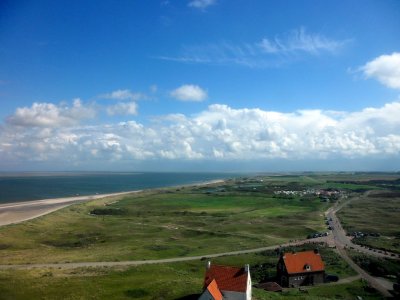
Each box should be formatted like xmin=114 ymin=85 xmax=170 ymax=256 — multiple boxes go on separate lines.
xmin=124 ymin=289 xmax=149 ymax=298
xmin=351 ymin=253 xmax=400 ymax=277
xmin=90 ymin=207 xmax=128 ymax=215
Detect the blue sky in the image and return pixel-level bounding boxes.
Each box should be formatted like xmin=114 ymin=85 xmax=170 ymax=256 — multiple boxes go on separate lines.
xmin=0 ymin=0 xmax=400 ymax=171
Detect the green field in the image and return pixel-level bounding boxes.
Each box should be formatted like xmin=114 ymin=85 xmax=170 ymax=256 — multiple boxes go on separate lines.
xmin=1 ymin=173 xmax=399 ymax=299
xmin=338 ymin=190 xmax=400 ymax=254
xmin=0 ymin=178 xmax=330 ymax=264
xmin=0 ymin=245 xmax=361 ymax=300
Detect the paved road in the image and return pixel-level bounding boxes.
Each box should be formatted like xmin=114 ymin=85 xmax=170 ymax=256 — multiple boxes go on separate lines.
xmin=326 ymin=194 xmax=399 ymax=260
xmin=327 ymin=194 xmax=395 ymax=297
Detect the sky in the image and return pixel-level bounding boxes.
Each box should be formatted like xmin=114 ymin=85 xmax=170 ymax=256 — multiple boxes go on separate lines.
xmin=0 ymin=0 xmax=400 ymax=172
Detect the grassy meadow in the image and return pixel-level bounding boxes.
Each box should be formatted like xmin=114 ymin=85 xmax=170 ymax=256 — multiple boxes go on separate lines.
xmin=1 ymin=173 xmax=399 ymax=299
xmin=338 ymin=189 xmax=400 ymax=254
xmin=0 ymin=244 xmax=362 ymax=300
xmin=0 ymin=176 xmax=333 ymax=264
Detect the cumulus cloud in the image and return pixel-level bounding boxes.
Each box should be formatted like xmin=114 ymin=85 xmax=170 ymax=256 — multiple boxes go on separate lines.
xmin=361 ymin=52 xmax=400 ymax=89
xmin=106 ymin=102 xmax=138 ymax=116
xmin=101 ymin=89 xmax=145 ymax=101
xmin=1 ymin=101 xmax=400 ymax=167
xmin=99 ymin=89 xmax=146 ymax=116
xmin=188 ymin=0 xmax=216 ymax=9
xmin=170 ymin=84 xmax=207 ymax=102
xmin=6 ymin=99 xmax=96 ymax=127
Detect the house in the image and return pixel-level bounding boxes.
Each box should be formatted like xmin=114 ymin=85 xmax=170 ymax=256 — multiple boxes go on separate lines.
xmin=277 ymin=249 xmax=325 ymax=287
xmin=199 ymin=261 xmax=252 ymax=300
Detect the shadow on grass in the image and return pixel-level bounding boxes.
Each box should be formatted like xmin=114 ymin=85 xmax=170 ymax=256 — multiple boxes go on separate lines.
xmin=174 ymin=294 xmax=200 ymax=300
xmin=124 ymin=289 xmax=149 ymax=298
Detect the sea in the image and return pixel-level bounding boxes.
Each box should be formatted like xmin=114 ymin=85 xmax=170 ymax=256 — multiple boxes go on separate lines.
xmin=0 ymin=172 xmax=240 ymax=204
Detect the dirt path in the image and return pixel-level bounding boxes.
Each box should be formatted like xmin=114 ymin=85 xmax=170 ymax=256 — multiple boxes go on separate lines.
xmin=0 ymin=236 xmax=328 ymax=270
xmin=335 ymin=275 xmax=361 ymax=284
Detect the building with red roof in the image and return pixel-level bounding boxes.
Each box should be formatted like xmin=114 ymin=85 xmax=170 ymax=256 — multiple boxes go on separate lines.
xmin=199 ymin=279 xmax=223 ymax=300
xmin=277 ymin=249 xmax=325 ymax=287
xmin=199 ymin=261 xmax=252 ymax=300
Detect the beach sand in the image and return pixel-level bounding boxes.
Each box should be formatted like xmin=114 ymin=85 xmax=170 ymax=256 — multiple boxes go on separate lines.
xmin=0 ymin=179 xmax=225 ymax=227
xmin=0 ymin=191 xmax=136 ymax=227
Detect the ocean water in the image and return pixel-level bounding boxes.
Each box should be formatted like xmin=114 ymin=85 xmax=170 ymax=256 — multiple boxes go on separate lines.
xmin=0 ymin=172 xmax=238 ymax=204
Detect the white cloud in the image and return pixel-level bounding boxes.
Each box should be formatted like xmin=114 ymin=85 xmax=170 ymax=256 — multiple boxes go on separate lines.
xmin=170 ymin=84 xmax=207 ymax=102
xmin=6 ymin=99 xmax=96 ymax=127
xmin=158 ymin=27 xmax=349 ymax=67
xmin=259 ymin=27 xmax=346 ymax=55
xmin=1 ymin=101 xmax=400 ymax=167
xmin=361 ymin=52 xmax=400 ymax=89
xmin=188 ymin=0 xmax=216 ymax=9
xmin=150 ymin=85 xmax=158 ymax=93
xmin=100 ymin=89 xmax=145 ymax=116
xmin=101 ymin=89 xmax=144 ymax=101
xmin=106 ymin=102 xmax=138 ymax=116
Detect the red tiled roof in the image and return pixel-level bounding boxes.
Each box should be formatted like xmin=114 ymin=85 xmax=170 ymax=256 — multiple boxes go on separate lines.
xmin=282 ymin=250 xmax=325 ymax=274
xmin=204 ymin=264 xmax=248 ymax=293
xmin=206 ymin=279 xmax=223 ymax=300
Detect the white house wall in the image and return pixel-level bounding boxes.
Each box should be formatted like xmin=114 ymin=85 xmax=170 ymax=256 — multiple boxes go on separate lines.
xmin=246 ymin=273 xmax=252 ymax=300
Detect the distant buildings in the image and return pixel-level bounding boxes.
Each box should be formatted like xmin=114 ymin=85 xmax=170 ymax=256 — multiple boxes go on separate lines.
xmin=199 ymin=261 xmax=252 ymax=300
xmin=273 ymin=188 xmax=341 ymax=200
xmin=277 ymin=250 xmax=325 ymax=287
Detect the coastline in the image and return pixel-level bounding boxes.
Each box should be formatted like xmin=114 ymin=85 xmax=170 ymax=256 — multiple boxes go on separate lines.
xmin=0 ymin=179 xmax=225 ymax=227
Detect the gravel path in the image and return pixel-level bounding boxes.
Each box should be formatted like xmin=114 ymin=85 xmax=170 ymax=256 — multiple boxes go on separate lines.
xmin=0 ymin=237 xmax=328 ymax=270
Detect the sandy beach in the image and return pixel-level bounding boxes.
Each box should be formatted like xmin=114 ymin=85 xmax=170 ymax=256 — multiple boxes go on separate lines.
xmin=0 ymin=179 xmax=225 ymax=227
xmin=0 ymin=191 xmax=139 ymax=227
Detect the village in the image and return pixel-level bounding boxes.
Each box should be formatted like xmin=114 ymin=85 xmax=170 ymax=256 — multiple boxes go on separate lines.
xmin=273 ymin=188 xmax=342 ymax=202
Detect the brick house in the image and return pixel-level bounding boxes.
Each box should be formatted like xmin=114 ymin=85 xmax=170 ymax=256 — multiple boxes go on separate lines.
xmin=277 ymin=250 xmax=325 ymax=287
xmin=199 ymin=261 xmax=252 ymax=300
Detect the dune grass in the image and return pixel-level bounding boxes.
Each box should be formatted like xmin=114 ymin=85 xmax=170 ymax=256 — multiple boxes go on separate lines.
xmin=0 ymin=179 xmax=329 ymax=264
xmin=338 ymin=191 xmax=400 ymax=253
xmin=1 ymin=173 xmax=397 ymax=299
xmin=253 ymin=280 xmax=382 ymax=300
xmin=0 ymin=245 xmax=358 ymax=300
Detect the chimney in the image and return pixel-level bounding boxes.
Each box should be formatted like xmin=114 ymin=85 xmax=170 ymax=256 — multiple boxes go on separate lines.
xmin=206 ymin=261 xmax=211 ymax=270
xmin=314 ymin=248 xmax=319 ymax=254
xmin=244 ymin=264 xmax=250 ymax=273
